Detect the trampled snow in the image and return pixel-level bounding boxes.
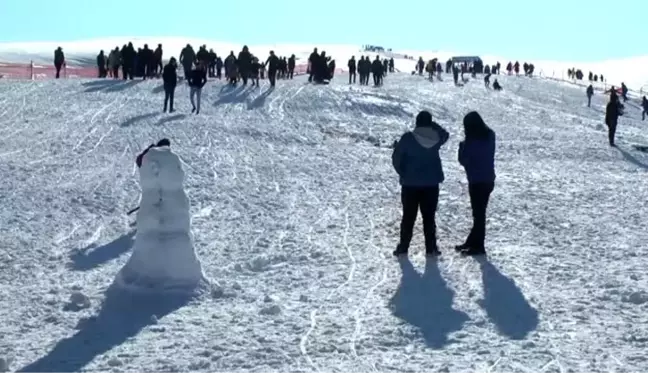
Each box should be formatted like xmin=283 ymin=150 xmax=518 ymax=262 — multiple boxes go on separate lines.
xmin=0 ymin=68 xmax=647 ymax=372
xmin=114 ymin=146 xmax=207 ymax=293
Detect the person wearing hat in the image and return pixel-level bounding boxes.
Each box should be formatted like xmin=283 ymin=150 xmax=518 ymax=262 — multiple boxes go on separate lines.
xmin=391 ymin=110 xmax=450 ymax=257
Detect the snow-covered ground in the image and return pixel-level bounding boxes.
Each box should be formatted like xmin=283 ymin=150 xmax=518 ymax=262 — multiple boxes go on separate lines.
xmin=2 ymin=37 xmax=648 ymax=90
xmin=1 ymin=70 xmax=648 ymax=372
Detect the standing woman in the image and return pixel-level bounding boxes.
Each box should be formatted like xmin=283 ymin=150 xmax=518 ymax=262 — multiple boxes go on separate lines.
xmin=456 ymin=111 xmax=496 ymax=256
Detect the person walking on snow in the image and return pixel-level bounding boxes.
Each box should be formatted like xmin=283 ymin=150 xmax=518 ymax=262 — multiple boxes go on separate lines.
xmin=188 ymin=62 xmax=207 ymax=114
xmin=605 ymin=90 xmax=623 ymax=146
xmin=642 ymin=96 xmax=648 ymax=120
xmin=455 ymin=111 xmax=496 ymax=256
xmin=586 ymin=84 xmax=594 ymax=107
xmin=391 ymin=110 xmax=450 ymax=257
xmin=162 ymin=57 xmax=178 ymax=113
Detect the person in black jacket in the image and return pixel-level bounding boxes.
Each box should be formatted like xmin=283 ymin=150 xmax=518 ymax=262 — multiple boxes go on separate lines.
xmin=605 ymin=91 xmax=623 ymax=146
xmin=188 ymin=62 xmax=207 ymax=114
xmin=348 ymin=56 xmax=356 ymax=84
xmin=163 ymin=58 xmax=178 ymax=113
xmin=266 ymin=51 xmax=279 ymax=87
xmin=288 ymin=55 xmax=296 ymax=79
xmin=391 ymin=111 xmax=450 ymax=256
xmin=586 ymin=85 xmax=594 ymax=107
xmin=54 ymin=47 xmax=65 ymax=78
xmin=642 ymin=96 xmax=648 ymax=120
xmin=455 ymin=112 xmax=496 ymax=256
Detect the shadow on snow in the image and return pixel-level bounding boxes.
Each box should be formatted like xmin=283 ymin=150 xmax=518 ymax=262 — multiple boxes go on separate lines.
xmin=389 ymin=257 xmax=469 ymax=348
xmin=82 ymin=79 xmax=143 ymax=93
xmin=474 ymin=256 xmax=539 ymax=340
xmin=618 ymin=146 xmax=648 ymax=170
xmin=247 ymin=87 xmax=275 ymax=110
xmin=120 ymin=111 xmax=160 ymax=127
xmin=68 ymin=230 xmax=135 ymax=271
xmin=18 ymin=286 xmax=194 ymax=372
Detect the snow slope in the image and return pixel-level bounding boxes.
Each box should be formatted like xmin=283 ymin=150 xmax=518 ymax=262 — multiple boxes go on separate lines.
xmin=1 ymin=71 xmax=648 ymax=372
xmin=2 ymin=37 xmax=648 ymax=89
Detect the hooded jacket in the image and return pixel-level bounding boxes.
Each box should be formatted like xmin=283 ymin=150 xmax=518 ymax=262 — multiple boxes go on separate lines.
xmin=392 ymin=112 xmax=449 ymax=187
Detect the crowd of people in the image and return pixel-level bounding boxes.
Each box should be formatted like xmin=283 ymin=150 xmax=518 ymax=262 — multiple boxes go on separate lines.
xmin=46 ymin=39 xmax=648 ymax=257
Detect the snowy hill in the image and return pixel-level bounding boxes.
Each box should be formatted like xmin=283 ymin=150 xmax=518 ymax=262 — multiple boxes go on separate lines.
xmin=2 ymin=37 xmax=648 ymax=90
xmin=1 ymin=69 xmax=648 ymax=371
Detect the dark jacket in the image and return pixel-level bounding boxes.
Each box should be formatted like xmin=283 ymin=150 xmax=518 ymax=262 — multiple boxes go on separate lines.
xmin=188 ymin=68 xmax=207 ymax=88
xmin=392 ymin=122 xmax=449 ymax=187
xmin=458 ymin=131 xmax=496 ymax=183
xmin=163 ymin=63 xmax=177 ymax=88
xmin=605 ymin=97 xmax=622 ymax=127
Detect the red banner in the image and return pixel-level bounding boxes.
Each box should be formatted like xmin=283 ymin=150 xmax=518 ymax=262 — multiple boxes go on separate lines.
xmin=0 ymin=61 xmax=316 ymax=80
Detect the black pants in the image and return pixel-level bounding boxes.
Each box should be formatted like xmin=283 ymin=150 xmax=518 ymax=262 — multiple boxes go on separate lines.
xmin=112 ymin=67 xmax=119 ymax=79
xmin=55 ymin=63 xmax=62 ymax=78
xmin=288 ymin=68 xmax=294 ymax=79
xmin=587 ymin=95 xmax=592 ymax=107
xmin=349 ymin=70 xmax=356 ymax=84
xmin=399 ymin=186 xmax=439 ymax=251
xmin=163 ymin=86 xmax=175 ymax=112
xmin=268 ymin=69 xmax=277 ymax=86
xmin=607 ymin=122 xmax=617 ymax=145
xmin=464 ymin=183 xmax=494 ymax=249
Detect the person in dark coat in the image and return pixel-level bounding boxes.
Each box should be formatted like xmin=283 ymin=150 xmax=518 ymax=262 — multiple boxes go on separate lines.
xmin=372 ymin=55 xmax=383 ymax=86
xmin=266 ymin=51 xmax=279 ymax=87
xmin=642 ymin=96 xmax=648 ymax=120
xmin=237 ymin=45 xmax=253 ymax=85
xmin=605 ymin=91 xmax=623 ymax=146
xmin=348 ymin=56 xmax=356 ymax=84
xmin=308 ymin=48 xmax=319 ymax=82
xmin=586 ymin=84 xmax=594 ymax=107
xmin=188 ymin=62 xmax=207 ymax=114
xmin=153 ymin=44 xmax=163 ymax=76
xmin=179 ymin=44 xmax=196 ymax=80
xmin=54 ymin=47 xmax=65 ymax=78
xmin=250 ymin=57 xmax=261 ymax=86
xmin=391 ymin=110 xmax=450 ymax=256
xmin=455 ymin=111 xmax=496 ymax=256
xmin=492 ymin=79 xmax=502 ymax=91
xmin=162 ymin=57 xmax=178 ymax=113
xmin=97 ymin=50 xmax=107 ymax=78
xmin=288 ymin=54 xmax=296 ymax=79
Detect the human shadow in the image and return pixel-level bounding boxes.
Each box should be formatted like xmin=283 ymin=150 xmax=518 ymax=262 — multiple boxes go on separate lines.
xmin=617 ymin=146 xmax=648 ymax=170
xmin=246 ymin=87 xmax=275 ymax=110
xmin=152 ymin=84 xmax=165 ymax=94
xmin=120 ymin=112 xmax=159 ymax=127
xmin=213 ymin=85 xmax=252 ymax=106
xmin=389 ymin=257 xmax=469 ymax=348
xmin=103 ymin=79 xmax=143 ymax=93
xmin=345 ymin=98 xmax=412 ymax=119
xmin=18 ymin=285 xmax=194 ymax=372
xmin=157 ymin=113 xmax=187 ymax=126
xmin=68 ymin=230 xmax=136 ymax=271
xmin=475 ymin=256 xmax=539 ymax=339
xmin=82 ymin=79 xmax=123 ymax=93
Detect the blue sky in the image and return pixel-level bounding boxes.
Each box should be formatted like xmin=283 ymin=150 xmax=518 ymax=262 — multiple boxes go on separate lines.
xmin=0 ymin=0 xmax=645 ymax=61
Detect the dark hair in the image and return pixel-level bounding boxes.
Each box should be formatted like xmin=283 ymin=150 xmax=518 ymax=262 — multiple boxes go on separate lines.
xmin=157 ymin=138 xmax=171 ymax=147
xmin=463 ymin=111 xmax=491 ymax=140
xmin=415 ymin=110 xmax=433 ymax=127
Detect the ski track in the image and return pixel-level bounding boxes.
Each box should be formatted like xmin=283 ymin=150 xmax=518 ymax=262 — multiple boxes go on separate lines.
xmin=1 ymin=73 xmax=648 ymax=372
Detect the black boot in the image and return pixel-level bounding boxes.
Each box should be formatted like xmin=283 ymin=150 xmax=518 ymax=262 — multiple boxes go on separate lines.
xmin=392 ymin=244 xmax=408 ymax=257
xmin=460 ymin=246 xmax=486 ymax=256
